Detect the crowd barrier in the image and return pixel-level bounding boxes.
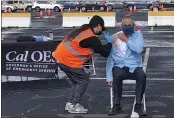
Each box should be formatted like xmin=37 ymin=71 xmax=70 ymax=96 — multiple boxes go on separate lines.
xmin=2 ymin=13 xmax=31 ymax=28
xmin=148 ymin=11 xmax=174 ymax=26
xmin=62 ymin=12 xmax=116 ymax=27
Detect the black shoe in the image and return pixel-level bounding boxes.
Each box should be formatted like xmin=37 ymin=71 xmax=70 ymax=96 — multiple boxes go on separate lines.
xmin=134 ymin=103 xmax=147 ymax=116
xmin=142 ymin=48 xmax=146 ymax=53
xmin=108 ymin=104 xmax=122 ymax=116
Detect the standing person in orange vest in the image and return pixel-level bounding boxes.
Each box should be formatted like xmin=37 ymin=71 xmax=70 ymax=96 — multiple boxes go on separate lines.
xmin=52 ymin=15 xmax=113 ymax=114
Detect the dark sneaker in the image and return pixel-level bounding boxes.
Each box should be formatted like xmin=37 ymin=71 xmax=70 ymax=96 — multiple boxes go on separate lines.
xmin=142 ymin=48 xmax=146 ymax=53
xmin=134 ymin=103 xmax=147 ymax=116
xmin=108 ymin=104 xmax=122 ymax=116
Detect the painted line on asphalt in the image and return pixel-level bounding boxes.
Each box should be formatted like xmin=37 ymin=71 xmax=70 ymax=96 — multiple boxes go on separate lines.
xmin=143 ymin=48 xmax=150 ymax=72
xmin=147 ymin=95 xmax=174 ymax=98
xmin=2 ymin=31 xmax=25 ymax=34
xmin=147 ymin=31 xmax=174 ymax=33
xmin=152 ymin=115 xmax=167 ymax=118
xmin=57 ymin=114 xmax=128 ymax=118
xmin=57 ymin=114 xmax=169 ymax=118
xmin=147 ymin=78 xmax=174 ymax=81
xmin=90 ymin=77 xmax=174 ymax=80
xmin=144 ymin=45 xmax=174 ymax=48
xmin=149 ymin=28 xmax=174 ymax=31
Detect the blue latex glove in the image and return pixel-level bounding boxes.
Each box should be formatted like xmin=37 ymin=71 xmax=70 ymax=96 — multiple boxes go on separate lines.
xmin=33 ymin=36 xmax=44 ymax=41
xmin=104 ymin=32 xmax=114 ymax=43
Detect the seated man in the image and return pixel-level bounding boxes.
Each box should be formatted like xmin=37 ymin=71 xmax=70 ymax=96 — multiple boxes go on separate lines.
xmin=105 ymin=16 xmax=147 ymax=116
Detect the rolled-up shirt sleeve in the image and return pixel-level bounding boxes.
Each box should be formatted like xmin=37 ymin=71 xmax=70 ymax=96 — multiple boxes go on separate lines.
xmin=106 ymin=54 xmax=114 ymax=82
xmin=127 ymin=31 xmax=144 ymax=53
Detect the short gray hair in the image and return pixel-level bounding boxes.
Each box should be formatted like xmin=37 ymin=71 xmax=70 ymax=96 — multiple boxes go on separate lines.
xmin=121 ymin=15 xmax=134 ymax=25
xmin=122 ymin=15 xmax=133 ymax=21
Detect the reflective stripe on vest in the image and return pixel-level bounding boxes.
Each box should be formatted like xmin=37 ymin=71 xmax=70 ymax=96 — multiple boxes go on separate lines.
xmin=73 ymin=30 xmax=94 ymax=41
xmin=62 ymin=40 xmax=94 ymax=61
xmin=62 ymin=30 xmax=94 ymax=61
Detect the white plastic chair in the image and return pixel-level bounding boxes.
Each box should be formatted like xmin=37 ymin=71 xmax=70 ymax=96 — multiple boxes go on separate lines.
xmin=110 ymin=80 xmax=146 ymax=118
xmin=110 ymin=48 xmax=147 ymax=118
xmin=109 ymin=47 xmax=150 ymax=118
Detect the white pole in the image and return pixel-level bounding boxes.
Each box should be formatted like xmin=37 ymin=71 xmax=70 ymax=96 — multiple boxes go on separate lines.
xmin=151 ymin=27 xmax=154 ymax=32
xmin=110 ymin=87 xmax=113 ymax=108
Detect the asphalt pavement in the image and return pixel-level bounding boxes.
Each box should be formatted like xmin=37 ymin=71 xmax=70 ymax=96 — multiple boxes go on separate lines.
xmin=2 ymin=10 xmax=174 ymax=118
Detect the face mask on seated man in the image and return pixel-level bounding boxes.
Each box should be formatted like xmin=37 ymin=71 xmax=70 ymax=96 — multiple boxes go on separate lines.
xmin=110 ymin=17 xmax=135 ymax=57
xmin=121 ymin=17 xmax=135 ymax=36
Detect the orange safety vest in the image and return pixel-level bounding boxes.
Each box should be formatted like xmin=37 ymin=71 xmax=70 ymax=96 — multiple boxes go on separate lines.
xmin=52 ymin=28 xmax=95 ymax=68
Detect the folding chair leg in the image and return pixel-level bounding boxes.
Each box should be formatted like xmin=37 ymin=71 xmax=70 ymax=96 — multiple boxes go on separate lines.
xmin=143 ymin=94 xmax=146 ymax=111
xmin=131 ymin=97 xmax=139 ymax=118
xmin=110 ymin=87 xmax=113 ymax=108
xmin=131 ymin=94 xmax=146 ymax=118
xmin=92 ymin=57 xmax=96 ymax=75
xmin=55 ymin=66 xmax=59 ymax=78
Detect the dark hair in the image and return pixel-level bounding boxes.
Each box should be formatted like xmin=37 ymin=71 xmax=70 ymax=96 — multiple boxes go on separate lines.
xmin=67 ymin=24 xmax=97 ymax=40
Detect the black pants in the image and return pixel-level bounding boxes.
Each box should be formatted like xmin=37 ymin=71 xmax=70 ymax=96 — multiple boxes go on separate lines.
xmin=112 ymin=66 xmax=146 ymax=105
xmin=58 ymin=63 xmax=90 ymax=105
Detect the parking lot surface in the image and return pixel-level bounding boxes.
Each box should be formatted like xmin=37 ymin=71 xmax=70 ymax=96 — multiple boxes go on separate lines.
xmin=2 ymin=10 xmax=174 ymax=118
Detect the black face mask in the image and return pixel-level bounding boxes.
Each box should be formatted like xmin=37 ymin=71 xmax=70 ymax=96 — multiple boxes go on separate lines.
xmin=121 ymin=25 xmax=135 ymax=35
xmin=96 ymin=31 xmax=102 ymax=35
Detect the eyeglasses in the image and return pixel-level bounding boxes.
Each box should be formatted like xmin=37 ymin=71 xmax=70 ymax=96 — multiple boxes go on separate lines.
xmin=122 ymin=25 xmax=133 ymax=27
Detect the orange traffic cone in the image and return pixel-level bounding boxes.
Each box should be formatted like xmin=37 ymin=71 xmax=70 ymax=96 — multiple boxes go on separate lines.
xmin=106 ymin=7 xmax=109 ymax=12
xmin=61 ymin=9 xmax=63 ymax=15
xmin=92 ymin=7 xmax=94 ymax=12
xmin=160 ymin=3 xmax=164 ymax=10
xmin=47 ymin=9 xmax=51 ymax=18
xmin=40 ymin=10 xmax=43 ymax=18
xmin=44 ymin=8 xmax=47 ymax=13
xmin=68 ymin=7 xmax=71 ymax=12
xmin=133 ymin=6 xmax=137 ymax=12
xmin=23 ymin=8 xmax=26 ymax=13
xmin=137 ymin=26 xmax=141 ymax=31
xmin=129 ymin=7 xmax=133 ymax=14
xmin=4 ymin=8 xmax=7 ymax=13
xmin=8 ymin=8 xmax=11 ymax=13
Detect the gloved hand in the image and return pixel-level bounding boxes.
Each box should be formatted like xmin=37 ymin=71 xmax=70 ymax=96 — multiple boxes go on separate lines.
xmin=104 ymin=32 xmax=114 ymax=43
xmin=33 ymin=35 xmax=44 ymax=42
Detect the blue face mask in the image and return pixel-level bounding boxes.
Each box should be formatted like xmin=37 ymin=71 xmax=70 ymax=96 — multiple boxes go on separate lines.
xmin=121 ymin=25 xmax=134 ymax=35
